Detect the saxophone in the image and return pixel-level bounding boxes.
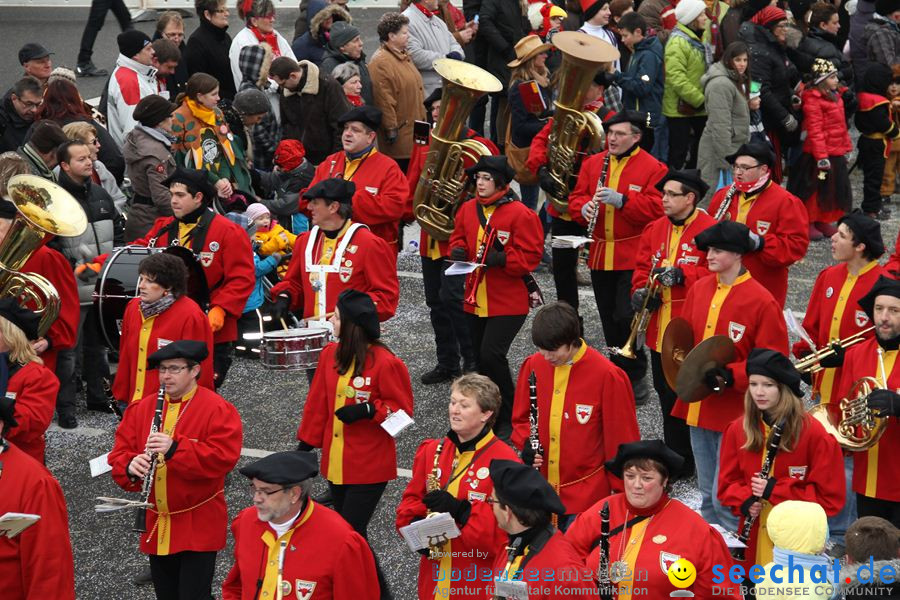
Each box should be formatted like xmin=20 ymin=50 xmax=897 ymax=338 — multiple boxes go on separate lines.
xmin=133 ymin=384 xmax=166 ymax=533
xmin=580 ymin=152 xmax=611 ymax=265
xmin=425 ymin=439 xmax=449 ymax=559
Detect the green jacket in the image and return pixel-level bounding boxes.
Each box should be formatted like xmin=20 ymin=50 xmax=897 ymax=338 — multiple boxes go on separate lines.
xmin=662 ymin=24 xmax=708 ymax=118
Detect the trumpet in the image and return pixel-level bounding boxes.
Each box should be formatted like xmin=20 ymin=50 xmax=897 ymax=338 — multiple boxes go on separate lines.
xmin=795 ymin=326 xmax=874 ymax=373
xmin=425 ymin=439 xmax=450 ymax=559
xmin=613 ymin=256 xmax=661 ymax=360
xmin=463 ymin=227 xmax=497 ymax=309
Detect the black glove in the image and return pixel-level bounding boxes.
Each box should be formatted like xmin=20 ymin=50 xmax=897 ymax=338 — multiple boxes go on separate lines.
xmin=423 ymin=489 xmax=467 ymax=520
xmin=630 ymin=287 xmax=661 ymax=312
xmin=538 ymin=166 xmax=565 ymax=199
xmin=334 ymin=402 xmax=375 ymax=423
xmin=277 ymin=252 xmax=292 ymax=265
xmin=521 ymin=443 xmax=536 ymax=466
xmin=760 ymin=477 xmax=776 ymax=500
xmin=538 ymin=108 xmax=555 ymax=119
xmin=270 ymin=294 xmax=291 ymax=323
xmin=817 ymin=343 xmax=845 ymax=369
xmin=703 ymin=366 xmax=734 ymax=392
xmin=446 ymin=51 xmax=463 ymax=60
xmin=739 ymin=495 xmax=757 ymax=517
xmin=799 ymin=370 xmax=812 ymax=386
xmin=868 ymin=389 xmax=900 ymax=417
xmin=653 ymin=266 xmax=685 ymax=287
xmin=449 ymin=246 xmax=468 ymax=261
xmin=484 ymin=249 xmax=506 ymax=268
xmin=296 ymin=440 xmax=314 ymax=452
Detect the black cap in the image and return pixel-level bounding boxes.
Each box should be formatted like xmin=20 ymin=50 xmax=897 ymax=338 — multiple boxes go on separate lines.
xmin=118 ymin=30 xmax=152 ymax=58
xmin=603 ymin=109 xmax=650 ymax=132
xmin=746 ymin=348 xmax=804 ymax=397
xmin=726 ymin=142 xmax=776 ymax=169
xmin=694 ymin=220 xmax=755 ymax=254
xmin=162 ymin=167 xmax=216 ymax=203
xmin=147 ymin=339 xmax=209 ymax=368
xmin=424 ymin=87 xmax=443 ymax=111
xmin=133 ymin=94 xmax=177 ymax=127
xmin=302 ymin=177 xmax=356 ymax=205
xmin=464 ymin=155 xmax=516 ymax=188
xmin=838 ymin=213 xmax=885 ymax=259
xmin=0 ymin=199 xmax=18 ymax=220
xmin=337 ymin=289 xmax=379 ymax=340
xmin=0 ymin=393 xmax=16 ymax=430
xmin=239 ymin=450 xmax=319 ymax=484
xmin=490 ymin=459 xmax=567 ymax=515
xmin=338 ymin=105 xmax=382 ymax=131
xmin=604 ymin=439 xmax=685 ymax=479
xmin=655 ymin=168 xmax=709 ymax=199
xmin=0 ymin=298 xmax=40 ymax=341
xmin=858 ymin=275 xmax=900 ymax=320
xmin=18 ymin=43 xmax=52 ymax=65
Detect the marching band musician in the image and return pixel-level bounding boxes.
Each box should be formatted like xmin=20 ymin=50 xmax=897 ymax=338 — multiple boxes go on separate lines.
xmin=0 ymin=300 xmax=59 ymax=463
xmin=133 ymin=167 xmax=255 ymax=389
xmin=304 ymin=105 xmax=407 ymax=253
xmin=112 ymin=252 xmax=214 ymax=405
xmin=565 ymin=440 xmax=741 ymax=600
xmin=108 ymin=340 xmax=243 ymax=598
xmin=671 ymin=220 xmax=788 ymax=530
xmin=0 ymin=395 xmax=75 ymax=600
xmin=510 ymin=301 xmax=640 ymax=529
xmin=707 ymin=141 xmax=810 ymax=308
xmin=448 ymin=155 xmax=544 ymax=439
xmin=717 ymin=349 xmax=845 ymax=565
xmin=568 ymin=109 xmax=668 ymax=403
xmin=632 ymin=168 xmax=715 ymax=474
xmin=223 ymin=451 xmax=379 ymax=600
xmin=396 ymin=373 xmax=520 ymax=600
xmin=269 ymin=178 xmax=400 ymax=326
xmin=833 ymin=276 xmax=900 ymax=527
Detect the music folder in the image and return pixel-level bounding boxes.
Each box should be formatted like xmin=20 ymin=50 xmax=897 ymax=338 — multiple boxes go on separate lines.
xmin=0 ymin=513 xmax=40 ymax=538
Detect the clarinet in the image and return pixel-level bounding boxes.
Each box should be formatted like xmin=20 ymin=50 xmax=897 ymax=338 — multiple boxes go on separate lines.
xmin=597 ymin=502 xmax=613 ymax=600
xmin=733 ymin=421 xmax=785 ymax=560
xmin=102 ymin=377 xmax=123 ymax=422
xmin=713 ymin=183 xmax=738 ymax=221
xmin=528 ymin=372 xmax=544 ymax=456
xmin=133 ymin=385 xmax=166 ymax=533
xmin=581 ymin=153 xmax=611 ymax=264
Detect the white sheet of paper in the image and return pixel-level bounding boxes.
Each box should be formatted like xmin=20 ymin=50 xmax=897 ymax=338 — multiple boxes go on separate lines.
xmin=381 ymin=409 xmax=414 ymax=438
xmin=494 ymin=577 xmax=530 ymax=599
xmin=551 ymin=235 xmax=592 ymax=249
xmin=0 ymin=513 xmax=40 ymax=538
xmin=712 ymin=524 xmax=747 ymax=549
xmin=90 ymin=452 xmax=112 ymax=478
xmin=783 ymin=309 xmax=816 ymax=350
xmin=445 ymin=261 xmax=481 ymax=275
xmin=399 ymin=512 xmax=461 ymax=552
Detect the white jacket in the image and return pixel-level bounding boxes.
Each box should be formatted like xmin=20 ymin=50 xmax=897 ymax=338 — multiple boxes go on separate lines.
xmin=401 ymin=6 xmax=463 ymax=96
xmin=107 ymin=55 xmax=159 ymax=148
xmin=228 ymin=27 xmax=295 ymax=93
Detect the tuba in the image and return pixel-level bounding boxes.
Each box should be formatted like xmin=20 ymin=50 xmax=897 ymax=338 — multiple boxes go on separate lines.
xmin=2 ymin=175 xmax=87 ymax=336
xmin=545 ymin=32 xmax=619 ymax=214
xmin=413 ymin=59 xmax=502 ymax=241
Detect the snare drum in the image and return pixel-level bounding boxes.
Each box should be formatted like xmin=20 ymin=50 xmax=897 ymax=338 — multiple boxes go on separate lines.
xmin=260 ymin=327 xmax=330 ymax=370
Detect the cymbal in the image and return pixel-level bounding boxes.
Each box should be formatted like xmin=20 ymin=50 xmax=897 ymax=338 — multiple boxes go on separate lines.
xmin=675 ymin=335 xmax=736 ymax=403
xmin=661 ymin=318 xmax=694 ymax=391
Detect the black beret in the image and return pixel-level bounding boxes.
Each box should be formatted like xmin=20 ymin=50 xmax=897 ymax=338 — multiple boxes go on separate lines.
xmin=18 ymin=43 xmax=52 ymax=65
xmin=694 ymin=220 xmax=755 ymax=254
xmin=337 ymin=289 xmax=379 ymax=340
xmin=726 ymin=141 xmax=776 ymax=169
xmin=0 ymin=298 xmax=40 ymax=341
xmin=337 ymin=105 xmax=383 ymax=130
xmin=858 ymin=275 xmax=900 ymax=320
xmin=464 ymin=155 xmax=516 ymax=186
xmin=239 ymin=450 xmax=319 ymax=484
xmin=0 ymin=199 xmax=18 ymax=219
xmin=117 ymin=29 xmax=152 ymax=58
xmin=133 ymin=94 xmax=177 ymax=128
xmin=746 ymin=348 xmax=804 ymax=398
xmin=838 ymin=213 xmax=885 ymax=259
xmin=162 ymin=167 xmax=216 ymax=203
xmin=0 ymin=391 xmax=16 ymax=430
xmin=604 ymin=439 xmax=685 ymax=479
xmin=424 ymin=87 xmax=443 ymax=111
xmin=655 ymin=168 xmax=709 ymax=199
xmin=490 ymin=459 xmax=567 ymax=515
xmin=603 ymin=109 xmax=651 ymax=132
xmin=147 ymin=339 xmax=209 ymax=368
xmin=302 ymin=177 xmax=356 ymax=204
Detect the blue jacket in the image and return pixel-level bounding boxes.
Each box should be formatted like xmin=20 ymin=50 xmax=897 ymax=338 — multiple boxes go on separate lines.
xmin=245 ymin=253 xmax=279 ymax=313
xmin=615 ymin=35 xmax=664 ymax=127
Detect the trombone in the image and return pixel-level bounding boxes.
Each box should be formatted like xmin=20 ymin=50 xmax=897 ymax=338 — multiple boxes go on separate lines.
xmin=613 ymin=256 xmax=660 ymax=360
xmin=795 ymin=326 xmax=874 ymax=374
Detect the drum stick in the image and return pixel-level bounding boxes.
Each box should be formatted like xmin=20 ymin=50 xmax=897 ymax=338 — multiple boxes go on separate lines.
xmin=308 ymin=311 xmax=335 ymax=321
xmin=280 ymin=318 xmax=290 ymax=331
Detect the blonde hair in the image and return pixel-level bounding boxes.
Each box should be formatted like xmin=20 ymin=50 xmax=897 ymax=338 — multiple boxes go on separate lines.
xmin=511 ymin=56 xmax=550 ymax=89
xmin=451 ymin=373 xmax=501 ymax=427
xmin=63 ymin=121 xmax=97 ymax=144
xmin=0 ymin=316 xmax=40 ymax=366
xmin=742 ymin=381 xmax=804 ymax=453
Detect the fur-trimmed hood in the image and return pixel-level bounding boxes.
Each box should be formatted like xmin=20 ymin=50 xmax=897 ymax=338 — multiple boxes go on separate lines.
xmin=839 ymin=559 xmax=900 ymax=595
xmin=238 ymin=42 xmax=274 ymax=90
xmin=310 ymin=3 xmax=352 ymax=41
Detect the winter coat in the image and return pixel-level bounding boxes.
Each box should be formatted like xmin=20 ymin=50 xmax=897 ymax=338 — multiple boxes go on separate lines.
xmin=795 ymin=27 xmax=853 ymax=85
xmin=865 ymin=17 xmax=900 ymax=70
xmin=94 ymin=161 xmax=126 ymax=213
xmin=402 ymin=4 xmax=465 ymax=96
xmin=122 ymin=125 xmax=175 ymax=242
xmin=152 ymin=32 xmax=188 ymax=98
xmin=291 ymin=3 xmax=351 ymax=66
xmin=228 ymin=26 xmax=296 ymax=93
xmin=478 ymin=0 xmax=528 ymax=87
xmin=368 ymin=44 xmax=427 ymax=160
xmin=835 ymin=559 xmax=900 ymax=599
xmin=236 ymin=43 xmax=281 ymax=171
xmin=849 ymin=0 xmax=876 ymax=81
xmin=293 ymin=0 xmax=318 ymax=41
xmin=508 ymin=79 xmax=551 ymax=147
xmin=636 ymin=0 xmax=670 ymax=42
xmin=697 ymin=61 xmax=750 ymax=197
xmin=0 ymin=90 xmax=33 ymax=153
xmin=16 ymin=144 xmax=55 ymax=181
xmin=26 ymin=115 xmax=125 ymax=184
xmin=255 ymin=223 xmax=296 ymax=255
xmin=740 ymin=20 xmax=801 ymax=135
xmin=800 ymin=87 xmax=851 ymax=160
xmin=615 ymin=35 xmax=665 ymax=127
xmin=184 ymin=18 xmax=236 ymax=100
xmin=245 ymin=252 xmax=279 ymax=313
xmin=259 ymin=160 xmax=316 ymax=223
xmin=662 ymin=24 xmax=708 ymax=118
xmin=320 ymin=47 xmax=374 ymax=105
xmin=107 ymin=55 xmax=160 ymax=148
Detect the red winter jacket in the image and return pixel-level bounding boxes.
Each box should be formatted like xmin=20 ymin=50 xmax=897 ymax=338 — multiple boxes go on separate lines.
xmin=801 ymin=87 xmax=852 ymax=159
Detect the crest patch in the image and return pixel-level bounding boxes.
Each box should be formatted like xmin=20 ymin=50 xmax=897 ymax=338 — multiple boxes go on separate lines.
xmin=728 ymin=321 xmax=746 ymax=342
xmin=199 ymin=252 xmax=214 ymax=267
xmin=855 ymin=310 xmax=869 ymax=327
xmin=575 ymin=404 xmax=593 ymax=424
xmin=496 ymin=231 xmax=510 ymax=245
xmin=295 ymin=580 xmax=317 ymax=599
xmin=659 ymin=552 xmax=681 ymax=575
xmin=756 ymin=220 xmax=771 ymax=235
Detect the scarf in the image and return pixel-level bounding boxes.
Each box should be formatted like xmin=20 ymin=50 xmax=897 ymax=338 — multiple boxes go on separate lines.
xmin=734 ymin=171 xmax=770 ymax=194
xmin=413 ymin=2 xmax=440 ymax=18
xmin=185 ymin=97 xmax=219 ymax=127
xmin=250 ymin=26 xmax=281 ymax=56
xmin=771 ymin=547 xmax=832 ymax=572
xmin=476 ymin=186 xmax=509 ymax=206
xmin=183 ymin=98 xmax=237 ymax=166
xmin=136 ymin=124 xmax=175 ymax=146
xmin=347 ymin=94 xmax=364 ymax=107
xmin=140 ymin=293 xmax=176 ymax=319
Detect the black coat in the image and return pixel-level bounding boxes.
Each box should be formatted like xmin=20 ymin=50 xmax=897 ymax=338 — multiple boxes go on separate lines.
xmin=152 ymin=32 xmax=189 ymax=98
xmin=184 ymin=19 xmax=236 ymax=100
xmin=24 ymin=115 xmax=125 ymax=184
xmin=739 ymin=21 xmax=800 ymax=136
xmin=319 ymin=48 xmax=374 ymax=105
xmin=478 ymin=0 xmax=528 ymax=87
xmin=279 ymin=66 xmax=352 ymax=165
xmin=0 ymin=90 xmax=33 ymax=153
xmin=793 ymin=27 xmax=853 ymax=85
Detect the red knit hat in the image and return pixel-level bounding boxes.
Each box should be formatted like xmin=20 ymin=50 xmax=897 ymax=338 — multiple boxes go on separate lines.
xmin=274 ymin=139 xmax=306 ymax=171
xmin=751 ymin=6 xmax=787 ymax=26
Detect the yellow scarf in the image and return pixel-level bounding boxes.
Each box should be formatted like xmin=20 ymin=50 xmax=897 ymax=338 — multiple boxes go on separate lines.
xmin=183 ymin=98 xmax=236 ymax=167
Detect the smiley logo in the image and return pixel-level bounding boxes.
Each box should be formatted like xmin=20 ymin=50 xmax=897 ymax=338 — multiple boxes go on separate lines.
xmin=667 ymin=558 xmax=696 ymax=589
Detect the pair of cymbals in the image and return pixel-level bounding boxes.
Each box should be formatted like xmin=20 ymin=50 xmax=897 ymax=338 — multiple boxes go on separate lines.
xmin=661 ymin=318 xmax=735 ymax=403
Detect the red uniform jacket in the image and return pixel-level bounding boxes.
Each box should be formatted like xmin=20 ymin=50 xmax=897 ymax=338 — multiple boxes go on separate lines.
xmin=307 ymin=149 xmax=408 ymax=252
xmin=396 ymin=430 xmax=520 ymax=600
xmin=270 ymin=221 xmax=399 ymax=321
xmin=672 ymin=272 xmax=789 ymax=431
xmin=792 ymin=261 xmax=882 ymax=404
xmin=135 ymin=212 xmax=255 ymax=344
xmin=568 ymin=146 xmax=668 ymax=271
xmin=0 ymin=442 xmax=75 ymax=600
xmin=511 ymin=344 xmax=640 ymax=514
xmin=565 ymin=494 xmax=742 ymax=600
xmin=298 ymin=343 xmax=413 ymax=485
xmin=6 ymin=361 xmax=59 ymax=463
xmin=108 ymin=384 xmax=243 ymax=555
xmin=718 ymin=414 xmax=845 ymax=565
xmin=707 ymin=182 xmax=810 ymax=307
xmin=23 ymin=244 xmax=79 ymax=372
xmin=448 ymin=193 xmax=544 ymax=317
xmin=632 ymin=210 xmax=716 ymax=352
xmin=112 ymin=296 xmax=214 ymax=403
xmin=835 ymin=338 xmax=900 ymax=501
xmin=490 ymin=530 xmax=597 ymax=599
xmin=222 ymin=501 xmax=379 ymax=600
xmin=884 ymin=229 xmax=900 ymax=277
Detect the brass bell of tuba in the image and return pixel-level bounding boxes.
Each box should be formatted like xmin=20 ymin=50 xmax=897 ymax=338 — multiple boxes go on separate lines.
xmin=545 ymin=32 xmax=620 ymax=214
xmin=2 ymin=174 xmax=88 ymax=336
xmin=412 ymin=59 xmax=502 ymax=241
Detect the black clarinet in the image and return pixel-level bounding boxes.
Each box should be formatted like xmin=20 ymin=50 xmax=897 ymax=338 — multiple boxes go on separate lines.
xmin=733 ymin=421 xmax=784 ymax=560
xmin=102 ymin=377 xmax=123 ymax=422
xmin=597 ymin=501 xmax=612 ymax=599
xmin=713 ymin=183 xmax=738 ymax=221
xmin=133 ymin=385 xmax=166 ymax=533
xmin=528 ymin=372 xmax=544 ymax=456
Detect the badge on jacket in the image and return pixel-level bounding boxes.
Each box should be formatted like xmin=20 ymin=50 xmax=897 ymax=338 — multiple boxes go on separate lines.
xmin=294 ymin=580 xmax=316 ymax=598
xmin=497 ymin=231 xmax=510 ymax=245
xmin=728 ymin=321 xmax=746 ymax=342
xmin=756 ymin=220 xmax=771 ymax=235
xmin=856 ymin=310 xmax=869 ymax=327
xmin=575 ymin=404 xmax=593 ymax=424
xmin=200 ymin=251 xmax=214 ymax=267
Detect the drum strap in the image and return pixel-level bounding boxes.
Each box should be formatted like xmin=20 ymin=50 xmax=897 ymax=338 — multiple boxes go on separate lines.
xmin=152 ymin=209 xmax=216 ymax=253
xmin=305 ymin=222 xmax=366 ymax=317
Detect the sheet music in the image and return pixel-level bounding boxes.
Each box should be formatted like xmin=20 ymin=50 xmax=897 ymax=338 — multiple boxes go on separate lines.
xmin=90 ymin=452 xmax=112 ymax=478
xmin=550 ymin=235 xmax=592 ymax=249
xmin=445 ymin=261 xmax=481 ymax=276
xmin=381 ymin=409 xmax=414 ymax=438
xmin=783 ymin=309 xmax=816 ymax=350
xmin=0 ymin=513 xmax=40 ymax=538
xmin=711 ymin=524 xmax=747 ymax=549
xmin=399 ymin=512 xmax=461 ymax=552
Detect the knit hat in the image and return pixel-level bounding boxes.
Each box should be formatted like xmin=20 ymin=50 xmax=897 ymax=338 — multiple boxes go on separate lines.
xmin=329 ymin=21 xmax=361 ymax=50
xmin=48 ymin=67 xmax=76 ymax=85
xmin=580 ymin=0 xmax=609 ymax=21
xmin=874 ymin=0 xmax=899 ymax=16
xmin=133 ymin=94 xmax=177 ymax=127
xmin=812 ymin=57 xmax=838 ymax=85
xmin=233 ymin=88 xmax=270 ymax=116
xmin=245 ymin=202 xmax=271 ymax=222
xmin=274 ymin=139 xmax=306 ymax=171
xmin=675 ymin=0 xmax=706 ymax=25
xmin=117 ymin=30 xmax=152 ymax=58
xmin=751 ymin=5 xmax=787 ymax=26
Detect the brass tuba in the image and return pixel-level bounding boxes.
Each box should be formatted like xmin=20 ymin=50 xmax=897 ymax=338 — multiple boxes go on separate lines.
xmin=546 ymin=32 xmax=620 ymax=214
xmin=413 ymin=59 xmax=502 ymax=241
xmin=2 ymin=174 xmax=88 ymax=336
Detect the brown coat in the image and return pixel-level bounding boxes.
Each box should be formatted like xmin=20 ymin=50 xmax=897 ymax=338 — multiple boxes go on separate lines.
xmin=122 ymin=126 xmax=175 ymax=242
xmin=368 ymin=44 xmax=426 ymax=160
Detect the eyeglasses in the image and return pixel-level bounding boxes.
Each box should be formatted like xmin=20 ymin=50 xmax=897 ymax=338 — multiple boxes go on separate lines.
xmin=732 ymin=162 xmax=761 ymax=172
xmin=248 ymin=485 xmax=289 ymax=498
xmin=606 ymin=130 xmax=635 ymax=138
xmin=662 ymin=190 xmax=688 ymax=198
xmin=15 ymin=98 xmax=42 ymax=110
xmin=157 ymin=365 xmax=189 ymax=374
xmin=257 ymin=13 xmax=276 ymax=19
xmin=485 ymin=497 xmax=500 ymax=505
xmin=89 ymin=138 xmax=100 ymax=146
xmin=474 ymin=174 xmax=494 ymax=182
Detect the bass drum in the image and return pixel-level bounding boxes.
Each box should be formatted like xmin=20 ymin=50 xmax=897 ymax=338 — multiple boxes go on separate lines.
xmin=93 ymin=245 xmax=210 ymax=350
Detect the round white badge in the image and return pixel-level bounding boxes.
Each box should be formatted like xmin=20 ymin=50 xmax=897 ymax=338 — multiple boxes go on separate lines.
xmin=476 ymin=467 xmax=490 ymax=479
